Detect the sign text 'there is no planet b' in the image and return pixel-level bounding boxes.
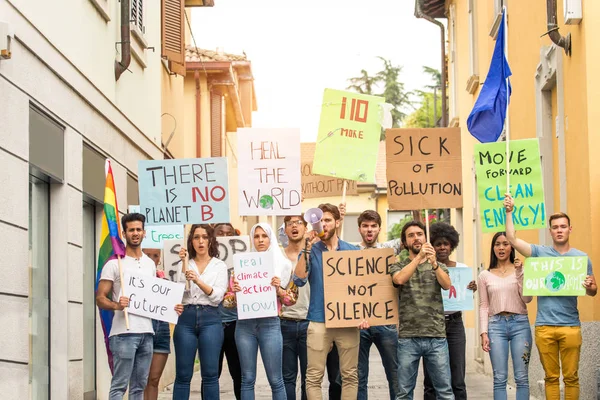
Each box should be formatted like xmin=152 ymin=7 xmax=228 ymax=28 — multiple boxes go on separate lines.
xmin=138 ymin=158 xmax=230 ymax=225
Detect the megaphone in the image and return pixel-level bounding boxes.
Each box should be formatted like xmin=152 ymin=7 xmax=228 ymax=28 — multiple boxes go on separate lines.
xmin=304 ymin=208 xmax=325 ymax=237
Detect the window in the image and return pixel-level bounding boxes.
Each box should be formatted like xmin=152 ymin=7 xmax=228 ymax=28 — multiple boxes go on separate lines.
xmin=29 ymin=106 xmax=64 ymax=182
xmin=29 ymin=174 xmax=50 ymax=399
xmin=494 ymin=0 xmax=504 ymax=14
xmin=82 ymin=201 xmax=97 ymax=399
xmin=131 ymin=0 xmax=145 ymax=35
xmin=83 ymin=144 xmax=106 ymax=203
xmin=161 ymin=0 xmax=185 ymax=72
xmin=468 ymin=0 xmax=478 ymax=76
xmin=127 ymin=174 xmax=139 ymax=208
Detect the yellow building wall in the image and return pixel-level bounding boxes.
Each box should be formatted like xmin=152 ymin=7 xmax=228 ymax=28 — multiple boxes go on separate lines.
xmin=450 ymin=0 xmax=600 ymax=328
xmin=161 ymin=69 xmax=187 ymax=159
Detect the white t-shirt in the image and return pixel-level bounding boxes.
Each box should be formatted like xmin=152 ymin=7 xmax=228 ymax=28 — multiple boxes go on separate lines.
xmin=179 ymin=258 xmax=228 ymax=306
xmin=100 ymin=254 xmax=156 ymax=337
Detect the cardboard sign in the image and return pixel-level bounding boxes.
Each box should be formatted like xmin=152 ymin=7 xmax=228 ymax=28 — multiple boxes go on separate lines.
xmin=234 ymin=252 xmax=277 ymax=319
xmin=474 ymin=139 xmax=546 ymax=232
xmin=301 ymin=143 xmax=357 ymax=199
xmin=217 ymin=236 xmax=251 ymax=271
xmin=237 ymin=128 xmax=301 ymax=216
xmin=163 ymin=239 xmax=184 ymax=283
xmin=386 ymin=128 xmax=463 ymax=210
xmin=128 ymin=205 xmax=184 ymax=249
xmin=323 ymin=248 xmax=398 ymax=328
xmin=138 ymin=158 xmax=230 ymax=225
xmin=123 ymin=272 xmax=185 ymax=324
xmin=523 ymin=256 xmax=588 ymax=296
xmin=442 ymin=268 xmax=474 ymax=311
xmin=313 ymin=89 xmax=385 ymax=182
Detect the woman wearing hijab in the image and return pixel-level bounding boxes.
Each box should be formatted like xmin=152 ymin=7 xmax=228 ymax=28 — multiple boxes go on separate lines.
xmin=232 ymin=223 xmax=297 ymax=400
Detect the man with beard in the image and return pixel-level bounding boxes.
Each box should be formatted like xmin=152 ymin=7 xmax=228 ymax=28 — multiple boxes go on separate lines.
xmin=355 ymin=210 xmax=400 ymax=400
xmin=504 ymin=194 xmax=596 ymax=399
xmin=294 ymin=203 xmax=366 ymax=399
xmin=389 ymin=220 xmax=454 ymax=399
xmin=96 ymin=213 xmax=157 ymax=400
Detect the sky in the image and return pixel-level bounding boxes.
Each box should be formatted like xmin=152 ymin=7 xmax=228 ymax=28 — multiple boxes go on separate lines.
xmin=191 ymin=0 xmax=444 ymax=142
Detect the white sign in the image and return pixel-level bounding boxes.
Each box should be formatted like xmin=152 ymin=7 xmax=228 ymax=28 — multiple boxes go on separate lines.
xmin=217 ymin=236 xmax=251 ymax=271
xmin=237 ymin=128 xmax=302 ymax=216
xmin=163 ymin=239 xmax=184 ymax=283
xmin=128 ymin=205 xmax=184 ymax=249
xmin=123 ymin=272 xmax=185 ymax=324
xmin=233 ymin=252 xmax=277 ymax=319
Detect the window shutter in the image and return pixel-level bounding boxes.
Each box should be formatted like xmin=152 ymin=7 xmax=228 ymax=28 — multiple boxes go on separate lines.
xmin=162 ymin=0 xmax=185 ymax=65
xmin=131 ymin=0 xmax=145 ymax=33
xmin=211 ymin=93 xmax=222 ymax=157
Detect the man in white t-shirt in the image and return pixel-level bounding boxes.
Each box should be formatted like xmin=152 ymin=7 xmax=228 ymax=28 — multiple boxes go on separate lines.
xmin=96 ymin=213 xmax=156 ymax=400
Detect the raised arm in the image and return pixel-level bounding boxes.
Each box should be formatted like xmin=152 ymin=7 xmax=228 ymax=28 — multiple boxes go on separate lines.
xmin=504 ymin=193 xmax=532 ymax=257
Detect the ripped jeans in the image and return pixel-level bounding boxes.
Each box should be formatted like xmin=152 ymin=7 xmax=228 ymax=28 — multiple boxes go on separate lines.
xmin=488 ymin=314 xmax=532 ymax=400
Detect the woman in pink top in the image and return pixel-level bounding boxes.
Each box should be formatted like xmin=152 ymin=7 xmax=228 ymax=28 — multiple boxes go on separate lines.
xmin=479 ymin=232 xmax=533 ymax=400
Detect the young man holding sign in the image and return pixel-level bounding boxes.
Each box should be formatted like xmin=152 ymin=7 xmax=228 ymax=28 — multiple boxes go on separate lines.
xmin=355 ymin=210 xmax=400 ymax=400
xmin=96 ymin=214 xmax=157 ymax=400
xmin=389 ymin=220 xmax=454 ymax=399
xmin=294 ymin=203 xmax=367 ymax=399
xmin=504 ymin=194 xmax=596 ymax=399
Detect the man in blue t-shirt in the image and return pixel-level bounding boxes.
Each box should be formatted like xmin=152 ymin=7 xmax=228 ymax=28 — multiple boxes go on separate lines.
xmin=293 ymin=203 xmax=367 ymax=399
xmin=504 ymin=194 xmax=597 ymax=400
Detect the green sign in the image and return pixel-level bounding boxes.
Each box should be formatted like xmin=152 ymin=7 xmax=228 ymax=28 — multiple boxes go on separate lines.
xmin=523 ymin=256 xmax=588 ymax=296
xmin=474 ymin=139 xmax=546 ymax=233
xmin=312 ymin=89 xmax=385 ymax=182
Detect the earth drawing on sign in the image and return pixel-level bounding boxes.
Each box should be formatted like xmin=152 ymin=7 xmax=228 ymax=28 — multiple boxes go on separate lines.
xmin=545 ymin=271 xmax=566 ymax=292
xmin=259 ymin=195 xmax=274 ymax=209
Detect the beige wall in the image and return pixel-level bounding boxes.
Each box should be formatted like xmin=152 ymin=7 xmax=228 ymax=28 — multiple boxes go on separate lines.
xmin=7 ymin=0 xmax=162 ymax=145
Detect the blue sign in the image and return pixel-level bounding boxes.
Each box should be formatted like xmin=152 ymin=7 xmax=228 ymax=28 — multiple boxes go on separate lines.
xmin=442 ymin=267 xmax=474 ymax=312
xmin=138 ymin=158 xmax=230 ymax=225
xmin=128 ymin=205 xmax=184 ymax=249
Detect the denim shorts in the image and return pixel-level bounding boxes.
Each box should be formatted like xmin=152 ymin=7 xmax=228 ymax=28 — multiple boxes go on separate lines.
xmin=152 ymin=319 xmax=171 ymax=354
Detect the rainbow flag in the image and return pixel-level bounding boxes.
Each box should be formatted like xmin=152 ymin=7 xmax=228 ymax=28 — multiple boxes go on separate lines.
xmin=95 ymin=159 xmax=126 ymax=373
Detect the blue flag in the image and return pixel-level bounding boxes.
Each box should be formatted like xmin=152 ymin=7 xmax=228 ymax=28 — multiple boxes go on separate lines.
xmin=467 ymin=9 xmax=511 ymax=143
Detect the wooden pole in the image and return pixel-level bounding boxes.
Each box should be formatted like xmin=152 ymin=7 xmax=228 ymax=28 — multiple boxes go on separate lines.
xmin=425 ymin=209 xmax=430 ymax=242
xmin=183 ymin=225 xmax=189 ymax=291
xmin=340 ymin=180 xmax=348 ymax=240
xmin=117 ymin=255 xmax=130 ymax=330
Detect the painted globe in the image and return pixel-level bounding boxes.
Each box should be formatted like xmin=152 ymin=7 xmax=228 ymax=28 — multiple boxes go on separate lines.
xmin=544 ymin=271 xmax=566 ymax=292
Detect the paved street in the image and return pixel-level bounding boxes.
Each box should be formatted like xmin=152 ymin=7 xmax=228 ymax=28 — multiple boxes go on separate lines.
xmin=158 ymin=348 xmax=505 ymax=399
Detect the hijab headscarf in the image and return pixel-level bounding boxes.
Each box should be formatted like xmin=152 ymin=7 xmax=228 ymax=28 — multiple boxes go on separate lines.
xmin=250 ymin=223 xmax=292 ymax=289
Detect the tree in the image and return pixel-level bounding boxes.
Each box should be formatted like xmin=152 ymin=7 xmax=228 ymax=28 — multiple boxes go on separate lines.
xmin=346 ymin=69 xmax=377 ymax=95
xmin=404 ymin=66 xmax=442 ymax=129
xmin=346 ymin=57 xmax=412 ymax=140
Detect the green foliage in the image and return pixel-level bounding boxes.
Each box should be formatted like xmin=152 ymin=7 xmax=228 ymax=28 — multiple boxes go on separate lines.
xmin=404 ymin=66 xmax=443 ymax=129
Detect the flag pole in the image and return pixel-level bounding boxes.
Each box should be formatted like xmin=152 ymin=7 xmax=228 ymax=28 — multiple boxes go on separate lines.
xmin=117 ymin=255 xmax=130 ymax=330
xmin=503 ymin=6 xmax=511 ymax=195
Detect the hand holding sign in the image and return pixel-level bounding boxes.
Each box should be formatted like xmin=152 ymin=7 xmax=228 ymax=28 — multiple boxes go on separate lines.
xmin=583 ymin=275 xmax=596 ymax=291
xmin=117 ymin=296 xmax=130 ymax=310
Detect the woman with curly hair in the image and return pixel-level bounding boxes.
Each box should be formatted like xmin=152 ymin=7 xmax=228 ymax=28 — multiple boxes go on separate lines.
xmin=423 ymin=222 xmax=477 ymax=400
xmin=174 ymin=224 xmax=228 ymax=399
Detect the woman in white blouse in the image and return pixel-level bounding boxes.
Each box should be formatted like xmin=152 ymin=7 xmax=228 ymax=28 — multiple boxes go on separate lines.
xmin=174 ymin=224 xmax=228 ymax=400
xmin=232 ymin=223 xmax=295 ymax=400
xmin=478 ymin=231 xmax=533 ymax=400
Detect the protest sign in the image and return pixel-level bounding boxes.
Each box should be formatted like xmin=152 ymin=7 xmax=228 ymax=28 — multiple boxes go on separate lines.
xmin=163 ymin=239 xmax=183 ymax=283
xmin=300 ymin=142 xmax=357 ymax=199
xmin=123 ymin=272 xmax=185 ymax=324
xmin=442 ymin=268 xmax=474 ymax=311
xmin=474 ymin=139 xmax=545 ymax=232
xmin=138 ymin=158 xmax=229 ymax=225
xmin=237 ymin=128 xmax=301 ymax=216
xmin=323 ymin=248 xmax=398 ymax=328
xmin=128 ymin=205 xmax=184 ymax=249
xmin=386 ymin=128 xmax=463 ymax=210
xmin=234 ymin=252 xmax=277 ymax=319
xmin=217 ymin=236 xmax=250 ymax=271
xmin=523 ymin=256 xmax=588 ymax=296
xmin=313 ymin=89 xmax=385 ymax=182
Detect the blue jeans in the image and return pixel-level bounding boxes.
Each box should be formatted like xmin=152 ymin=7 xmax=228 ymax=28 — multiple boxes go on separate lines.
xmin=152 ymin=319 xmax=171 ymax=354
xmin=358 ymin=325 xmax=399 ymax=399
xmin=396 ymin=337 xmax=453 ymax=400
xmin=108 ymin=333 xmax=154 ymax=400
xmin=173 ymin=305 xmax=224 ymax=400
xmin=488 ymin=314 xmax=532 ymax=400
xmin=235 ymin=317 xmax=286 ymax=400
xmin=281 ymin=319 xmax=309 ymax=400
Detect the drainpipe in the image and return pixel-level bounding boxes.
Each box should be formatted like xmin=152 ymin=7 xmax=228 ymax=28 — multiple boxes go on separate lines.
xmin=195 ymin=70 xmax=202 ymax=157
xmin=545 ymin=0 xmax=571 ymax=56
xmin=415 ymin=0 xmax=447 ymax=127
xmin=115 ymin=0 xmax=131 ymax=80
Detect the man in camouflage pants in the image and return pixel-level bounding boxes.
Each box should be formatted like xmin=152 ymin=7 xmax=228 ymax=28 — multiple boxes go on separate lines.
xmin=389 ymin=220 xmax=454 ymax=399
